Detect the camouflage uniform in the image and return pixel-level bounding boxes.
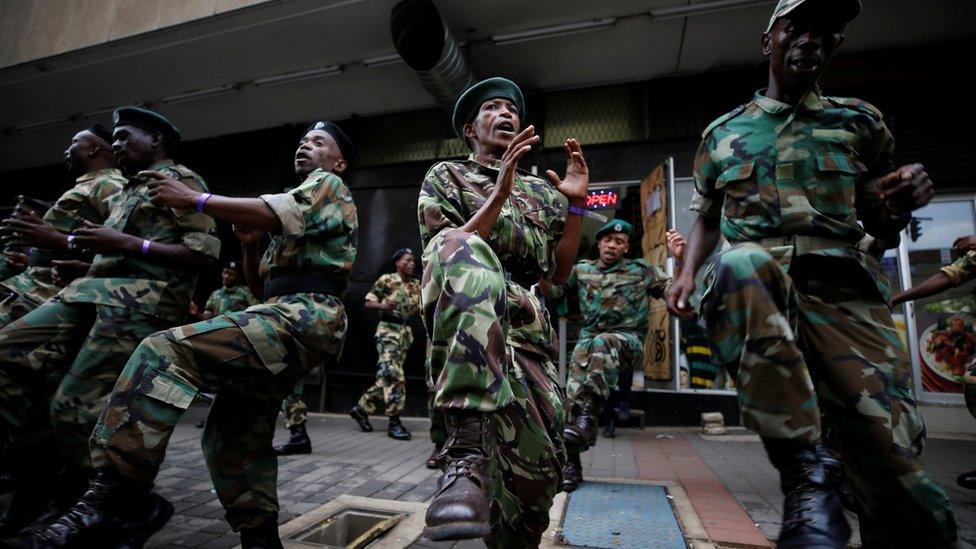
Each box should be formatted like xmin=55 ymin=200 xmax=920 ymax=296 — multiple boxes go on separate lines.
xmin=90 ymin=168 xmax=356 ymax=531
xmin=357 ymin=272 xmax=420 ymax=417
xmin=0 ymin=169 xmax=124 ymax=326
xmin=419 ymin=155 xmax=567 ymax=547
xmin=203 ymin=284 xmax=258 ymax=317
xmin=554 ymin=259 xmax=668 ymax=407
xmin=281 ymin=382 xmax=308 ymax=429
xmin=0 ymin=161 xmax=217 ymax=472
xmin=692 ymin=88 xmax=957 ymax=546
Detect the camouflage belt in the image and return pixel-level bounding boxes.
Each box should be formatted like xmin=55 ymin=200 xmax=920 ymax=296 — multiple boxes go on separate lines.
xmin=755 ymin=235 xmax=857 ymax=255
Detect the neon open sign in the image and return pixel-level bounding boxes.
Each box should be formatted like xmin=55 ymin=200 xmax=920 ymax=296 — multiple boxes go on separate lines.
xmin=586 ymin=189 xmax=620 ymax=210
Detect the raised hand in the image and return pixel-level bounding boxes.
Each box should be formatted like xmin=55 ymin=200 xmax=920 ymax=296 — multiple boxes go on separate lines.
xmin=545 ymin=138 xmax=589 ymax=201
xmin=495 ymin=125 xmax=541 ymax=199
xmin=71 ymin=220 xmax=131 ymax=254
xmin=143 ymin=170 xmax=201 ymax=210
xmin=878 ymin=163 xmax=934 ymax=214
xmin=1 ymin=208 xmax=64 ymax=249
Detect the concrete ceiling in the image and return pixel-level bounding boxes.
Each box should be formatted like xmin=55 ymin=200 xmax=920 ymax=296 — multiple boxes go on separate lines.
xmin=0 ymin=0 xmax=972 ymax=171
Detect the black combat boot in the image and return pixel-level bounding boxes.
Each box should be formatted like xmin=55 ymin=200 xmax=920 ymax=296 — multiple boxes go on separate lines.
xmin=423 ymin=411 xmax=492 ymax=541
xmin=349 ymin=405 xmax=373 ymax=432
xmin=425 ymin=444 xmax=444 ymax=470
xmin=387 ymin=416 xmax=412 ymax=441
xmin=562 ymin=451 xmax=583 ymax=493
xmin=240 ymin=514 xmax=284 ymax=549
xmin=0 ymin=437 xmax=63 ymax=536
xmin=563 ymin=400 xmax=599 ymax=449
xmin=616 ymin=399 xmax=631 ymax=422
xmin=274 ymin=424 xmax=312 ymax=455
xmin=7 ymin=468 xmax=173 ymax=548
xmin=764 ymin=440 xmax=850 ymax=549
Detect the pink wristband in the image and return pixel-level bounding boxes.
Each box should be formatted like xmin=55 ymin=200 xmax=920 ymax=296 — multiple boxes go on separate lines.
xmin=140 ymin=239 xmax=151 ymax=256
xmin=196 ymin=193 xmax=212 ymax=213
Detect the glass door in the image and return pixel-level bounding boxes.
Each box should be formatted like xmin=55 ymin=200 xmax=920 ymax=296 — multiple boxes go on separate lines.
xmin=901 ymin=196 xmax=976 ymax=403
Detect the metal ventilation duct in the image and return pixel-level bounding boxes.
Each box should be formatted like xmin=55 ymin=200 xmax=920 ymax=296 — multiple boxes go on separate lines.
xmin=391 ymin=0 xmax=476 ymax=112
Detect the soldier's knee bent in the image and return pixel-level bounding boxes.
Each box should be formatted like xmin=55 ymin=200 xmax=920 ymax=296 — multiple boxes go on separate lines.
xmin=714 ymin=244 xmax=782 ymax=284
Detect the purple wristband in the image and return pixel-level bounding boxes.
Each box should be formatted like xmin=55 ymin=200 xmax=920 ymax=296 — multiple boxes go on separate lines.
xmin=196 ymin=193 xmax=212 ymax=213
xmin=140 ymin=239 xmax=151 ymax=256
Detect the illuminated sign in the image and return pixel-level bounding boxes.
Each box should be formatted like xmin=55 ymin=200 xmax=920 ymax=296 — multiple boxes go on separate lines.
xmin=586 ymin=189 xmax=620 ymax=210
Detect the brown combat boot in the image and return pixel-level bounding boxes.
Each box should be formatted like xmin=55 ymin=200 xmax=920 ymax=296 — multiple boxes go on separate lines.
xmin=422 ymin=411 xmax=492 ymax=541
xmin=425 ymin=444 xmax=444 ymax=470
xmin=563 ymin=400 xmax=599 ymax=449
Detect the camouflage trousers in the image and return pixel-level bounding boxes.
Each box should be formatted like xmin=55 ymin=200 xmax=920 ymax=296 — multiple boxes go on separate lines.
xmin=701 ymin=243 xmax=957 ymax=547
xmin=426 ymin=376 xmax=447 ymax=447
xmin=90 ymin=296 xmax=347 ymax=531
xmin=0 ymin=299 xmax=167 ymax=471
xmin=358 ymin=321 xmax=412 ymax=416
xmin=566 ymin=330 xmax=642 ymax=408
xmin=281 ymin=382 xmax=308 ymax=429
xmin=422 ymin=229 xmax=565 ymax=547
xmin=0 ymin=271 xmax=58 ymax=326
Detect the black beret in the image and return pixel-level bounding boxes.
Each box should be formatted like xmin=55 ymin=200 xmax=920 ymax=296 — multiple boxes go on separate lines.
xmin=452 ymin=77 xmax=526 ymax=142
xmin=113 ymin=107 xmax=181 ymax=144
xmin=304 ymin=121 xmax=356 ymax=165
xmin=391 ymin=248 xmax=414 ymax=263
xmin=86 ymin=123 xmax=114 ymax=145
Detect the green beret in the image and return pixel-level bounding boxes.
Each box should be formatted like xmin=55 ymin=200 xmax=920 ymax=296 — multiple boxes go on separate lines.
xmin=452 ymin=77 xmax=525 ymax=142
xmin=595 ymin=219 xmax=633 ymax=241
xmin=766 ymin=0 xmax=860 ymax=32
xmin=113 ymin=106 xmax=181 ymax=144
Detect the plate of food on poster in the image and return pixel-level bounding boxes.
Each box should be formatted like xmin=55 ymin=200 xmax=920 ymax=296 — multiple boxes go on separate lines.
xmin=920 ymin=314 xmax=976 ymax=392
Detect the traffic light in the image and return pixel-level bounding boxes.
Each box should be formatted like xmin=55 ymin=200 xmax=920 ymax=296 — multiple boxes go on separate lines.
xmin=909 ymin=216 xmax=922 ymax=242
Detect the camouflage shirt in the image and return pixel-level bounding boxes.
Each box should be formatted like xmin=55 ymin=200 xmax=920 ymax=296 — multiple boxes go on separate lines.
xmin=941 ymin=250 xmax=976 ymax=287
xmin=59 ymin=160 xmax=220 ymax=322
xmin=366 ymin=272 xmax=421 ymax=322
xmin=691 ymin=88 xmax=904 ymax=298
xmin=418 ymin=154 xmax=568 ymax=280
xmin=258 ymin=168 xmax=358 ymax=283
xmin=224 ymin=168 xmax=357 ymax=373
xmin=554 ymin=258 xmax=669 ymax=335
xmin=203 ymin=284 xmax=258 ymax=317
xmin=0 ymin=169 xmax=124 ymax=303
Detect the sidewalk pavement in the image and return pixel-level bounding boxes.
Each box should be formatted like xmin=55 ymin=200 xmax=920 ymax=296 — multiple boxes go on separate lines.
xmin=72 ymin=406 xmax=976 ymax=547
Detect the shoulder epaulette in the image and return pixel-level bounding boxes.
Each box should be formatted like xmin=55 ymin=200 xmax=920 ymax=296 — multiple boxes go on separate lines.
xmin=702 ymin=104 xmax=748 ymax=138
xmin=824 ymin=96 xmax=884 ymax=120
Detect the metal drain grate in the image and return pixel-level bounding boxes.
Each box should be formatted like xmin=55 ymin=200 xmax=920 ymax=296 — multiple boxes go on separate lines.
xmin=562 ymin=482 xmax=686 ymax=549
xmin=287 ymin=507 xmax=404 ymax=548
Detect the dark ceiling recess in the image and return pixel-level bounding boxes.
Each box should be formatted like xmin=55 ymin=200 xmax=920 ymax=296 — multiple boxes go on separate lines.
xmin=391 ymin=0 xmax=476 ymax=112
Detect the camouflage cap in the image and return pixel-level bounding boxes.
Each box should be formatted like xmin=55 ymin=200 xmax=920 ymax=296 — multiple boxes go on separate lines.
xmin=766 ymin=0 xmax=861 ymax=32
xmin=595 ymin=219 xmax=633 ymax=241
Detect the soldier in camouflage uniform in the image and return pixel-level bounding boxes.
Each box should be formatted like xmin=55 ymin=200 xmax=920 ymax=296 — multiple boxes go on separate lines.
xmin=0 ymin=124 xmax=124 ymax=327
xmin=0 ymin=108 xmax=219 ymax=538
xmin=201 ymin=261 xmax=258 ymax=319
xmin=24 ymin=120 xmax=357 ymax=548
xmin=667 ymin=1 xmax=957 ymax=547
xmin=419 ymin=77 xmax=590 ymax=547
xmin=891 ymin=236 xmax=976 ymax=492
xmin=350 ymin=248 xmax=421 ymax=441
xmin=544 ymin=219 xmax=675 ymax=492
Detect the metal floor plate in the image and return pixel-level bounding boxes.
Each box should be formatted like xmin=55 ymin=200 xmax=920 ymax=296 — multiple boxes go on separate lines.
xmin=562 ymin=482 xmax=686 ymax=549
